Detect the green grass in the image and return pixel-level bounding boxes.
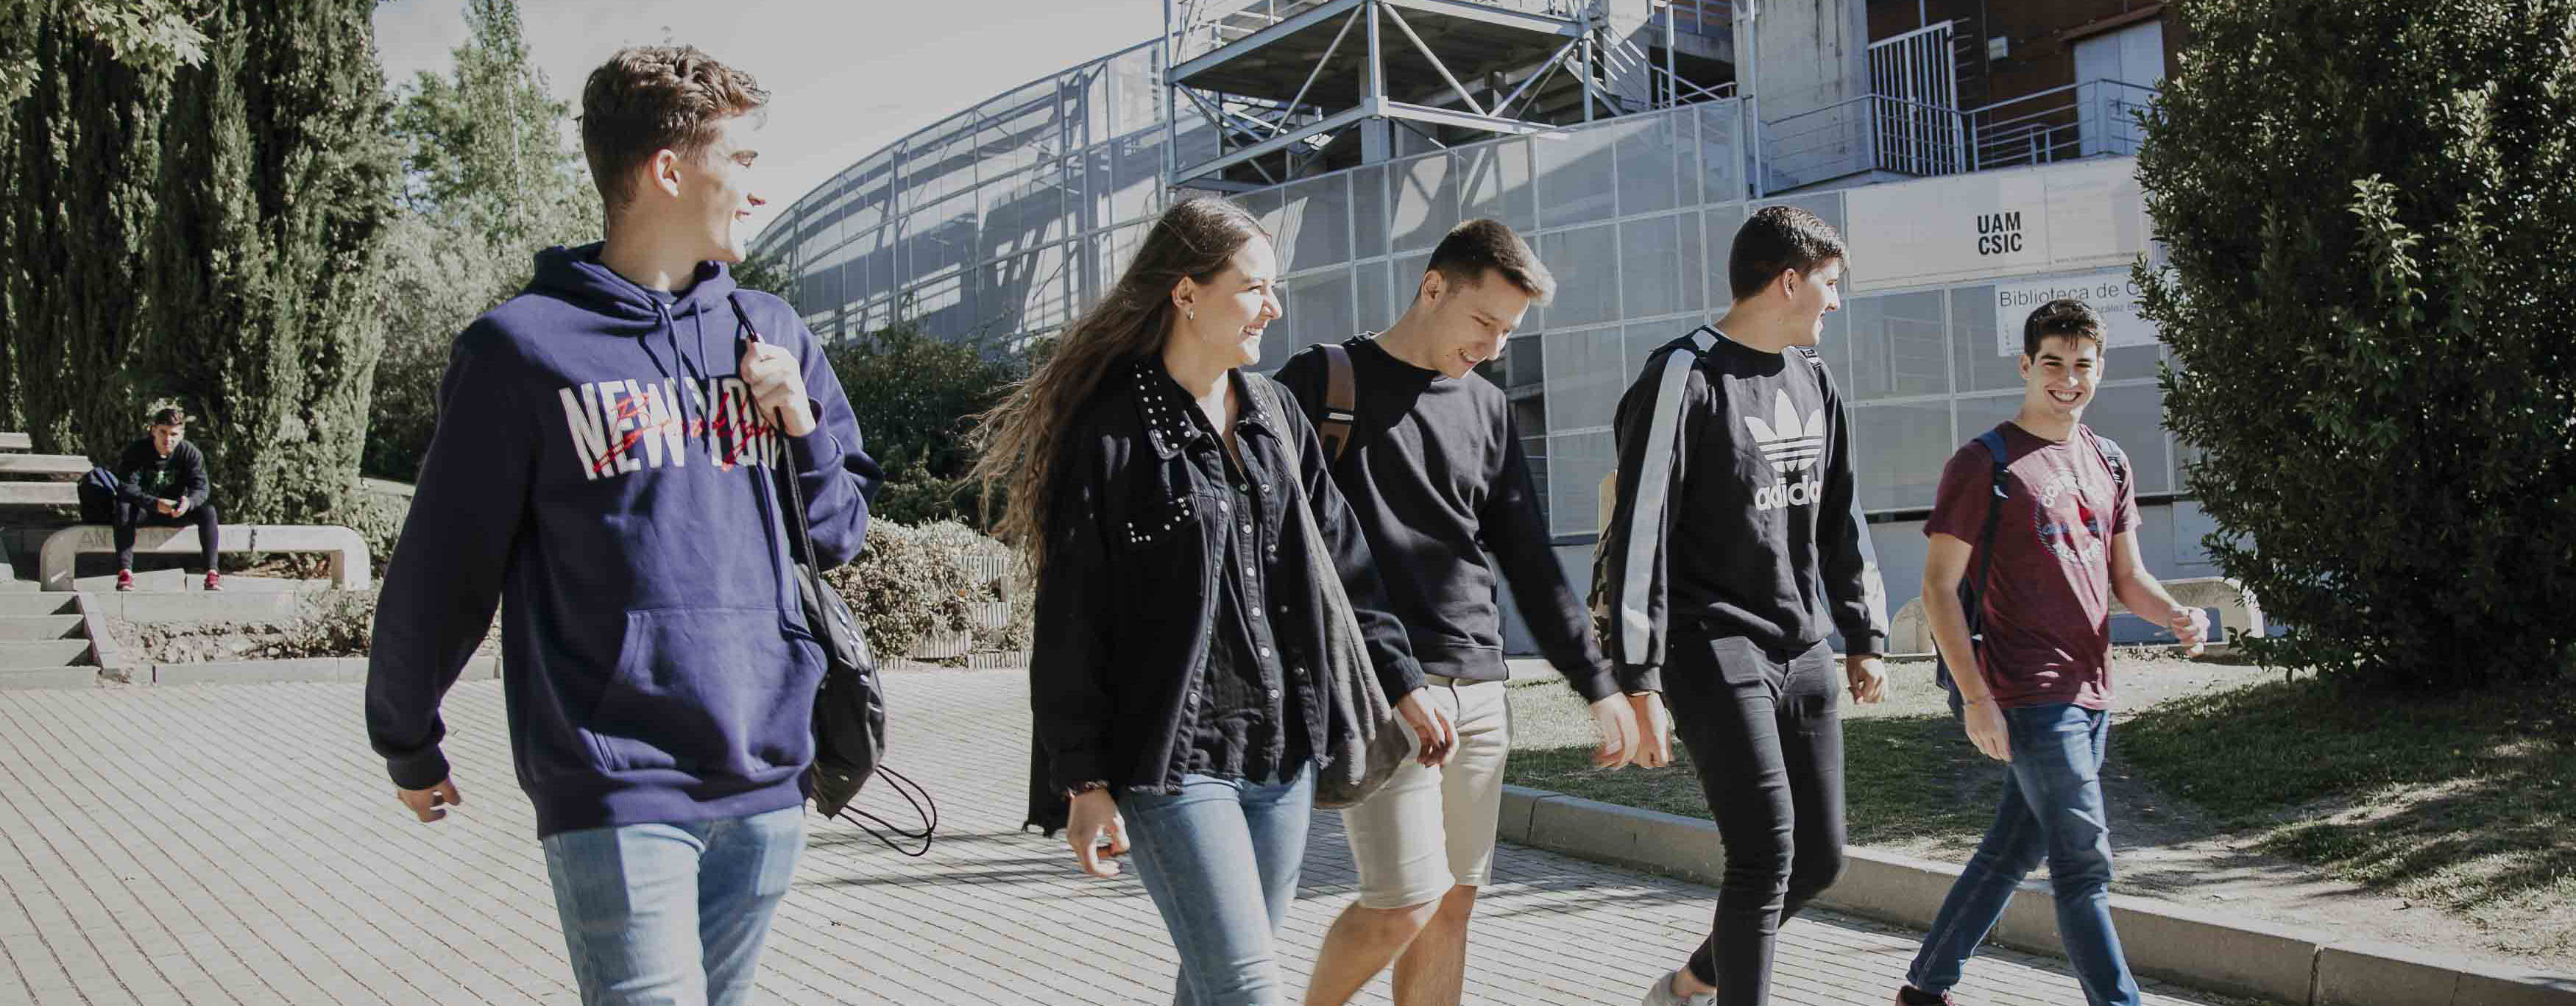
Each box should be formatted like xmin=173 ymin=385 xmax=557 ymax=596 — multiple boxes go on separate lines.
xmin=2117 ymin=677 xmax=2576 ymax=961
xmin=1503 ymin=666 xmax=2576 ymax=963
xmin=1501 ymin=671 xmax=2009 ymax=849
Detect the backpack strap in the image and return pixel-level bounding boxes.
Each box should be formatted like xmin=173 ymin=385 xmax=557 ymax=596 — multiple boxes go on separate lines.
xmin=2086 ymin=428 xmax=2130 ymax=497
xmin=1964 ymin=428 xmax=2014 ymax=633
xmin=1317 ymin=342 xmax=1358 ymax=464
xmin=1936 ymin=428 xmax=2013 ymax=695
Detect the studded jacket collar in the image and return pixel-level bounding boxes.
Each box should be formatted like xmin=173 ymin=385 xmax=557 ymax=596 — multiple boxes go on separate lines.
xmin=1023 ymin=358 xmax=1426 ymax=835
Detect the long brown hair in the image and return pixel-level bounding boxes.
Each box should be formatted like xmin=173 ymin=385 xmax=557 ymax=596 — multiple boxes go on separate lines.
xmin=970 ymin=197 xmax=1269 ymax=578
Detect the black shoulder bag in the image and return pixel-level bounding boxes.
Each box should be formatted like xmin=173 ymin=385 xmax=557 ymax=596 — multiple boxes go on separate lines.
xmin=729 ymin=295 xmax=936 ymax=856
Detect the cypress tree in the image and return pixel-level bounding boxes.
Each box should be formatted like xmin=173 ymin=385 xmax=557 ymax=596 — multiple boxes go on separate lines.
xmin=0 ymin=0 xmax=394 ymax=524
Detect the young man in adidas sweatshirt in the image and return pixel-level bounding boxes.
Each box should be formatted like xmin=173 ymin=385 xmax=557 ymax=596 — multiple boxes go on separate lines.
xmin=1596 ymin=205 xmax=1891 ymax=1006
xmin=1893 ymin=300 xmax=2206 ymax=1006
xmin=364 ymin=46 xmax=880 ymax=1005
xmin=1278 ymin=219 xmax=1646 ymax=1006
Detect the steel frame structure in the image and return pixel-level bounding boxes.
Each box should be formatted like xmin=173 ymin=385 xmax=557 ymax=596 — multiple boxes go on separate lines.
xmin=1163 ymin=0 xmax=1631 ymax=188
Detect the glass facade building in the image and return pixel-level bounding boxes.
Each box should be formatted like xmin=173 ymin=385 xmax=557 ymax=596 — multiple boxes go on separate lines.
xmin=751 ymin=38 xmax=2214 ymax=643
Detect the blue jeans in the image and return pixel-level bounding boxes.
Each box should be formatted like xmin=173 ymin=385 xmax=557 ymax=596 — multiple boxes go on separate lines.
xmin=1908 ymin=703 xmax=2139 ymax=1006
xmin=540 ymin=805 xmax=807 ymax=1006
xmin=1118 ymin=767 xmax=1314 ymax=1006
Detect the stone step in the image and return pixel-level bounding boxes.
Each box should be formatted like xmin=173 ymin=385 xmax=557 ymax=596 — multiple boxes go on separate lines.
xmin=0 ymin=482 xmax=76 ymax=506
xmin=0 ymin=615 xmax=82 ymax=640
xmin=0 ymin=594 xmax=78 ymax=617
xmin=0 ymin=455 xmax=88 ymax=481
xmin=0 ymin=666 xmax=95 ymax=689
xmin=0 ymin=639 xmax=91 ymax=667
xmin=0 ymin=433 xmax=29 ymax=453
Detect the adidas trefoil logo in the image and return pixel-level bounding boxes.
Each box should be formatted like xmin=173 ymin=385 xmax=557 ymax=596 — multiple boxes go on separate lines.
xmin=1743 ymin=390 xmax=1826 ymax=475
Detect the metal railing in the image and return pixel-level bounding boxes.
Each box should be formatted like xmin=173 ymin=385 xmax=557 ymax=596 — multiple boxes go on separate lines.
xmin=1758 ymin=77 xmax=2156 ymax=190
xmin=1761 ymin=92 xmax=1966 ymax=191
xmin=1965 ymin=79 xmax=2159 ymax=170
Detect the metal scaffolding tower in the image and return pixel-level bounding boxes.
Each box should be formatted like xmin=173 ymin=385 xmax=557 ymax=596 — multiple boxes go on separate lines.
xmin=1162 ymin=0 xmax=1736 ymax=190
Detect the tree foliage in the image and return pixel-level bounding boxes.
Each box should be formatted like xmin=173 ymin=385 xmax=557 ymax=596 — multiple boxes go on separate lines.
xmin=0 ymin=0 xmax=207 ymax=107
xmin=366 ymin=0 xmax=600 ymax=479
xmin=730 ymin=250 xmax=795 ymax=298
xmin=0 ymin=0 xmax=396 ymax=524
xmin=820 ymin=321 xmax=1030 ymax=527
xmin=2136 ymin=0 xmax=2576 ymax=687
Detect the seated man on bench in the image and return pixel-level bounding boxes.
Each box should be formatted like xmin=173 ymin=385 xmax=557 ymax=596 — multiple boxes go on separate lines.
xmin=111 ymin=407 xmax=222 ymax=592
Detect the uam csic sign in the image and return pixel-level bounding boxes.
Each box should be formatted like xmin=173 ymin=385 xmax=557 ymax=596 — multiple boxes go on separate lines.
xmin=1841 ymin=159 xmax=2150 ymax=293
xmin=1990 ymin=269 xmax=2161 ymax=357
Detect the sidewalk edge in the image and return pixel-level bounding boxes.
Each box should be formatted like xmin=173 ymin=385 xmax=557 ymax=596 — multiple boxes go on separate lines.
xmin=1498 ymin=784 xmax=2576 ymax=1006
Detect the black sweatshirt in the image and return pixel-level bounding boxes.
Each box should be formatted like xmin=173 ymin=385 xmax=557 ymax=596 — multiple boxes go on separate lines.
xmin=1595 ymin=327 xmax=1889 ymax=693
xmin=1277 ymin=336 xmax=1618 ymax=703
xmin=115 ymin=439 xmax=209 ymax=510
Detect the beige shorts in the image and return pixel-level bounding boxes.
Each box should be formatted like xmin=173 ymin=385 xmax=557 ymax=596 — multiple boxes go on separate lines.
xmin=1338 ymin=676 xmax=1513 ymax=910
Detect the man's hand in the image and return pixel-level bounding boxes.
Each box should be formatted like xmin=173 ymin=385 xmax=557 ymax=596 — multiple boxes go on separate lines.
xmin=1962 ymin=698 xmax=2010 ymax=762
xmin=2169 ymin=605 xmax=2210 ymax=658
xmin=1627 ymin=692 xmax=1674 ymax=768
xmin=169 ymin=497 xmax=189 ymax=517
xmin=740 ymin=336 xmax=816 ymax=437
xmin=155 ymin=498 xmax=178 ymax=517
xmin=1588 ymin=693 xmax=1643 ymax=768
xmin=1394 ymin=689 xmax=1457 ymax=767
xmin=397 ymin=779 xmax=464 ymax=823
xmin=1065 ymin=788 xmax=1128 ymax=879
xmin=1844 ymin=654 xmax=1888 ymax=704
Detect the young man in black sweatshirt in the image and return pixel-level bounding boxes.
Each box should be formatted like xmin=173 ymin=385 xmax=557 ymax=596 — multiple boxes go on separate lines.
xmin=1278 ymin=219 xmax=1644 ymax=1006
xmin=107 ymin=407 xmax=222 ymax=592
xmin=1596 ymin=205 xmax=1891 ymax=1006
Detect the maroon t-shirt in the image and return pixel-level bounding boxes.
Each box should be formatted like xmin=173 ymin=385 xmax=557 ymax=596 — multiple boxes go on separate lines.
xmin=1924 ymin=422 xmax=2137 ymax=710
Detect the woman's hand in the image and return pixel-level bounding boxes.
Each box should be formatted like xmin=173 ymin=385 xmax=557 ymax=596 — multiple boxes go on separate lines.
xmin=1393 ymin=689 xmax=1457 ymax=767
xmin=1065 ymin=788 xmax=1128 ymax=878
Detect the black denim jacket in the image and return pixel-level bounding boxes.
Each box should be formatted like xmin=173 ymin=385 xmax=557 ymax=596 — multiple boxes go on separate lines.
xmin=1024 ymin=361 xmax=1426 ymax=834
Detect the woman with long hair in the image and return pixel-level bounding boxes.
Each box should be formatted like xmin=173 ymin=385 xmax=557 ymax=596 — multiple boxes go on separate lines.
xmin=974 ymin=197 xmax=1456 ymax=1005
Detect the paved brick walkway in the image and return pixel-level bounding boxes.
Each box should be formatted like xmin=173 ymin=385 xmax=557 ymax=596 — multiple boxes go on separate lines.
xmin=0 ymin=670 xmax=2246 ymax=1005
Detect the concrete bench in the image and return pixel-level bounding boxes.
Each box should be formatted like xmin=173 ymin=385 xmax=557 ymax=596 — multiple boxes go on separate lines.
xmin=0 ymin=432 xmax=29 ymax=452
xmin=0 ymin=454 xmax=86 ymax=479
xmin=40 ymin=524 xmax=370 ymax=592
xmin=1887 ymin=576 xmax=2265 ymax=656
xmin=0 ymin=482 xmax=76 ymax=507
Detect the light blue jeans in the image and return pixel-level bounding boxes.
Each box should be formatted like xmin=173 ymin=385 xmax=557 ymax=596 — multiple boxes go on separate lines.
xmin=1908 ymin=703 xmax=2139 ymax=1006
xmin=1118 ymin=766 xmax=1314 ymax=1006
xmin=539 ymin=805 xmax=807 ymax=1006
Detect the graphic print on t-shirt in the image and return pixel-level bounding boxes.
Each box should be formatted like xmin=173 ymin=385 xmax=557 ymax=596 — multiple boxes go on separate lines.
xmin=1744 ymin=389 xmax=1825 ymax=511
xmin=2030 ymin=467 xmax=2110 ymax=567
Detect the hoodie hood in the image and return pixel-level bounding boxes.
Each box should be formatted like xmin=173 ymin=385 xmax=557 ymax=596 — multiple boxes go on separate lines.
xmin=530 ymin=242 xmax=742 ymax=328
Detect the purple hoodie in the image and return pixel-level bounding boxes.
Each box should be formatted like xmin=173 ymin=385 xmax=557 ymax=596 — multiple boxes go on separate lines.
xmin=367 ymin=243 xmax=880 ymax=838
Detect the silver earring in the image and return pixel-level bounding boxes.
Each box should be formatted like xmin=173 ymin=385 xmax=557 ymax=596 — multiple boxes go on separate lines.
xmin=1186 ymin=307 xmax=1196 ymax=320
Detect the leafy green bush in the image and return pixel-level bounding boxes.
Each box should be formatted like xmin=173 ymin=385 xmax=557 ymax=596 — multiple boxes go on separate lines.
xmin=2137 ymin=0 xmax=2576 ymax=687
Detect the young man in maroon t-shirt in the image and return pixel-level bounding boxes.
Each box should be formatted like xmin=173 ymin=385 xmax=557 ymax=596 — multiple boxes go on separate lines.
xmin=1893 ymin=300 xmax=2207 ymax=1006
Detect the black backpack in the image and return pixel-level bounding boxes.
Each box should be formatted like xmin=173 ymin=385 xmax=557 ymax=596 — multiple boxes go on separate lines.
xmin=1937 ymin=427 xmax=2127 ymax=707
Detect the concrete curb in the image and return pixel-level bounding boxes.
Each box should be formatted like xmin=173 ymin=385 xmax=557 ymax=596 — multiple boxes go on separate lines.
xmin=144 ymin=656 xmax=500 ymax=686
xmin=1498 ymin=785 xmax=2576 ymax=1006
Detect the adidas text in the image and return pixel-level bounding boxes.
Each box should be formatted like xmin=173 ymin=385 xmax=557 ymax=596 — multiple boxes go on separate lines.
xmin=1755 ymin=474 xmax=1823 ymax=511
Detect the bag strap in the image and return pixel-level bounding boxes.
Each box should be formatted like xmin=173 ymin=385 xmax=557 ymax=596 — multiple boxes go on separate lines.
xmin=2087 ymin=428 xmax=2130 ymax=497
xmin=729 ymin=296 xmax=832 ymax=615
xmin=1963 ymin=428 xmax=2012 ymax=636
xmin=1317 ymin=343 xmax=1358 ymax=464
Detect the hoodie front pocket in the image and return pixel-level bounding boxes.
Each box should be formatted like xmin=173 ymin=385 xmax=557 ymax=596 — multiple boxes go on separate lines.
xmin=587 ymin=607 xmax=822 ymax=778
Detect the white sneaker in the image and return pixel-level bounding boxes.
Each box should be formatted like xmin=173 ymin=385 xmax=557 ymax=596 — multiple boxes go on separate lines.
xmin=1640 ymin=969 xmax=1714 ymax=1006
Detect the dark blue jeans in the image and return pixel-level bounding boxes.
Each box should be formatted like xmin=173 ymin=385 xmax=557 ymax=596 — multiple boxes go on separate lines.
xmin=1907 ymin=702 xmax=2140 ymax=1006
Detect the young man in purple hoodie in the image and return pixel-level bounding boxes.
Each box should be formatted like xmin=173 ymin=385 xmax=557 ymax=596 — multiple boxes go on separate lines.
xmin=365 ymin=46 xmax=879 ymax=1005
